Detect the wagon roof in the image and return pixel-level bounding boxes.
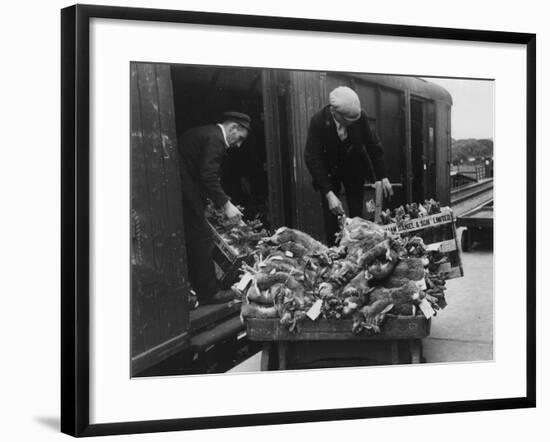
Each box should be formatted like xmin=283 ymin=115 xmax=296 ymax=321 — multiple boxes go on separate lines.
xmin=346 ymin=73 xmax=453 ymax=105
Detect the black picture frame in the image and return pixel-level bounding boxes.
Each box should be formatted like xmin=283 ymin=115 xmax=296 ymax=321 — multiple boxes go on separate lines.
xmin=61 ymin=3 xmax=536 ymax=437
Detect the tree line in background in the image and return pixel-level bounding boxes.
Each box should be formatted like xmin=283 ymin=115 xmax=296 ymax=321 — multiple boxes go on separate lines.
xmin=451 ymin=138 xmax=493 ymax=165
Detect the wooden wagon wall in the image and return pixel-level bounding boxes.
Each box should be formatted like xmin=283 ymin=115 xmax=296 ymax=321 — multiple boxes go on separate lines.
xmin=286 ymin=71 xmax=327 ymax=240
xmin=131 ymin=62 xmax=189 ymax=375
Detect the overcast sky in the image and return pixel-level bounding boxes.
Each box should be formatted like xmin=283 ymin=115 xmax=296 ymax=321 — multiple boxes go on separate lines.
xmin=425 ymin=77 xmax=494 ymax=140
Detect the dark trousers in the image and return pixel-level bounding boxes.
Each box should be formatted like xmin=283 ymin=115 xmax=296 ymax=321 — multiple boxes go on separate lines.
xmin=320 ymin=185 xmax=364 ymax=246
xmin=181 ymin=196 xmax=218 ymax=302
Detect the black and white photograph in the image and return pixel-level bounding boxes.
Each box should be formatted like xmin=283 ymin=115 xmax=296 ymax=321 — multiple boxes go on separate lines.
xmin=130 ymin=63 xmax=495 ymax=377
xmin=55 ymin=2 xmax=536 ymax=437
xmin=0 ymin=0 xmax=550 ymax=442
xmin=0 ymin=0 xmax=545 ymax=440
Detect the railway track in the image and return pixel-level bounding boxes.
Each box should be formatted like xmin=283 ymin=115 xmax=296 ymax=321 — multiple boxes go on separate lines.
xmin=451 ymin=178 xmax=493 ymax=218
xmin=451 ymin=178 xmax=493 ymax=205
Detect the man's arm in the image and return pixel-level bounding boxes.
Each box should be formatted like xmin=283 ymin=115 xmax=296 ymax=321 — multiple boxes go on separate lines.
xmin=304 ymin=116 xmax=332 ymax=196
xmin=304 ymin=116 xmax=345 ymax=215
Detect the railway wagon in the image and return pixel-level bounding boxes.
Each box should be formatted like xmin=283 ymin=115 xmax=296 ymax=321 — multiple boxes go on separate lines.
xmin=130 ymin=62 xmax=453 ymax=376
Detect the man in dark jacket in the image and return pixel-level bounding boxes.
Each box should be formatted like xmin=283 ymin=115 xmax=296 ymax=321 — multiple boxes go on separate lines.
xmin=305 ymin=86 xmax=393 ymax=245
xmin=178 ymin=112 xmax=251 ymax=305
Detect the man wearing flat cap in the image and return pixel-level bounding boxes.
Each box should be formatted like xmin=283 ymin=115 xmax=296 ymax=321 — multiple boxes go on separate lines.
xmin=178 ymin=111 xmax=251 ymax=305
xmin=305 ymin=86 xmax=393 ymax=245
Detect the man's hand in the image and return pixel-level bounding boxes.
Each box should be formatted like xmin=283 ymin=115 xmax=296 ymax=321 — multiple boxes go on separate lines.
xmin=326 ymin=191 xmax=345 ymax=216
xmin=223 ymin=200 xmax=243 ymax=222
xmin=380 ymin=178 xmax=394 ymax=199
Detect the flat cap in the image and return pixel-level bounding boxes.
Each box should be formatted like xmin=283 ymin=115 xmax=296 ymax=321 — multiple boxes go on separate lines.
xmin=329 ymin=86 xmax=361 ymax=122
xmin=222 ymin=111 xmax=252 ymax=131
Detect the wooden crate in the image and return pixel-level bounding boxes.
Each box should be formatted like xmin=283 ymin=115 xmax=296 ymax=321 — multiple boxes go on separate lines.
xmin=209 ymin=221 xmax=250 ymax=288
xmin=380 ymin=207 xmax=464 ymax=280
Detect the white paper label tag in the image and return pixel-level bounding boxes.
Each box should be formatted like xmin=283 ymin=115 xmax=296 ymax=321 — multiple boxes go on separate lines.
xmin=418 ymin=299 xmax=435 ymax=319
xmin=285 ymin=250 xmax=294 ymax=258
xmin=236 ymin=273 xmax=253 ymax=292
xmin=426 ymin=240 xmax=456 ymax=253
xmin=306 ymin=299 xmax=323 ymax=321
xmin=426 ymin=242 xmax=440 ymax=252
xmin=439 ymin=239 xmax=457 ymax=253
xmin=415 ymin=278 xmax=427 ymax=291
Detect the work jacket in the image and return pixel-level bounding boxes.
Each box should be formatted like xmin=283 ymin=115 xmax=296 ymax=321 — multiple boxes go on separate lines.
xmin=304 ymin=105 xmax=388 ymax=196
xmin=177 ymin=124 xmax=229 ymax=208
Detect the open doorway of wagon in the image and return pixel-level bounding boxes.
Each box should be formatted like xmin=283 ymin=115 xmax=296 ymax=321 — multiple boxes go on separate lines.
xmin=171 ymin=65 xmax=273 ymax=227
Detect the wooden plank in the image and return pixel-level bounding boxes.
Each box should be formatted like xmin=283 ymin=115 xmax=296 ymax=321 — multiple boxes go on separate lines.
xmin=261 ymin=70 xmax=285 ymax=229
xmin=131 ymin=330 xmax=190 ymax=376
xmin=141 ymin=294 xmax=161 ymax=351
xmin=287 ymin=71 xmax=325 ymax=241
xmin=131 ymin=63 xmax=156 ymax=357
xmin=246 ymin=317 xmax=430 ymax=341
xmin=139 ymin=63 xmax=186 ymax=342
xmin=374 ymin=181 xmax=383 ymax=223
xmin=154 ymin=64 xmax=187 ymax=288
xmin=189 ymin=302 xmax=241 ymax=333
xmin=130 ymin=63 xmax=155 ymax=270
xmin=450 ymin=215 xmax=465 ymax=277
xmin=157 ymin=286 xmax=188 ymax=339
xmin=131 ymin=62 xmax=191 ymax=365
xmin=136 ymin=63 xmax=170 ymax=276
xmin=190 ymin=316 xmax=244 ymax=351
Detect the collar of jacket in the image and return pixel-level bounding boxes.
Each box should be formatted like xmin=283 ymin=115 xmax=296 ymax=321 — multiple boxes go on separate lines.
xmin=216 ymin=123 xmax=230 ymax=148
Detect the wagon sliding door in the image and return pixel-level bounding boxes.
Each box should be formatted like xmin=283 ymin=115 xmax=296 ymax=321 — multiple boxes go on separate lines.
xmin=130 ymin=62 xmax=189 ymax=376
xmin=376 ymin=86 xmax=406 ymax=206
